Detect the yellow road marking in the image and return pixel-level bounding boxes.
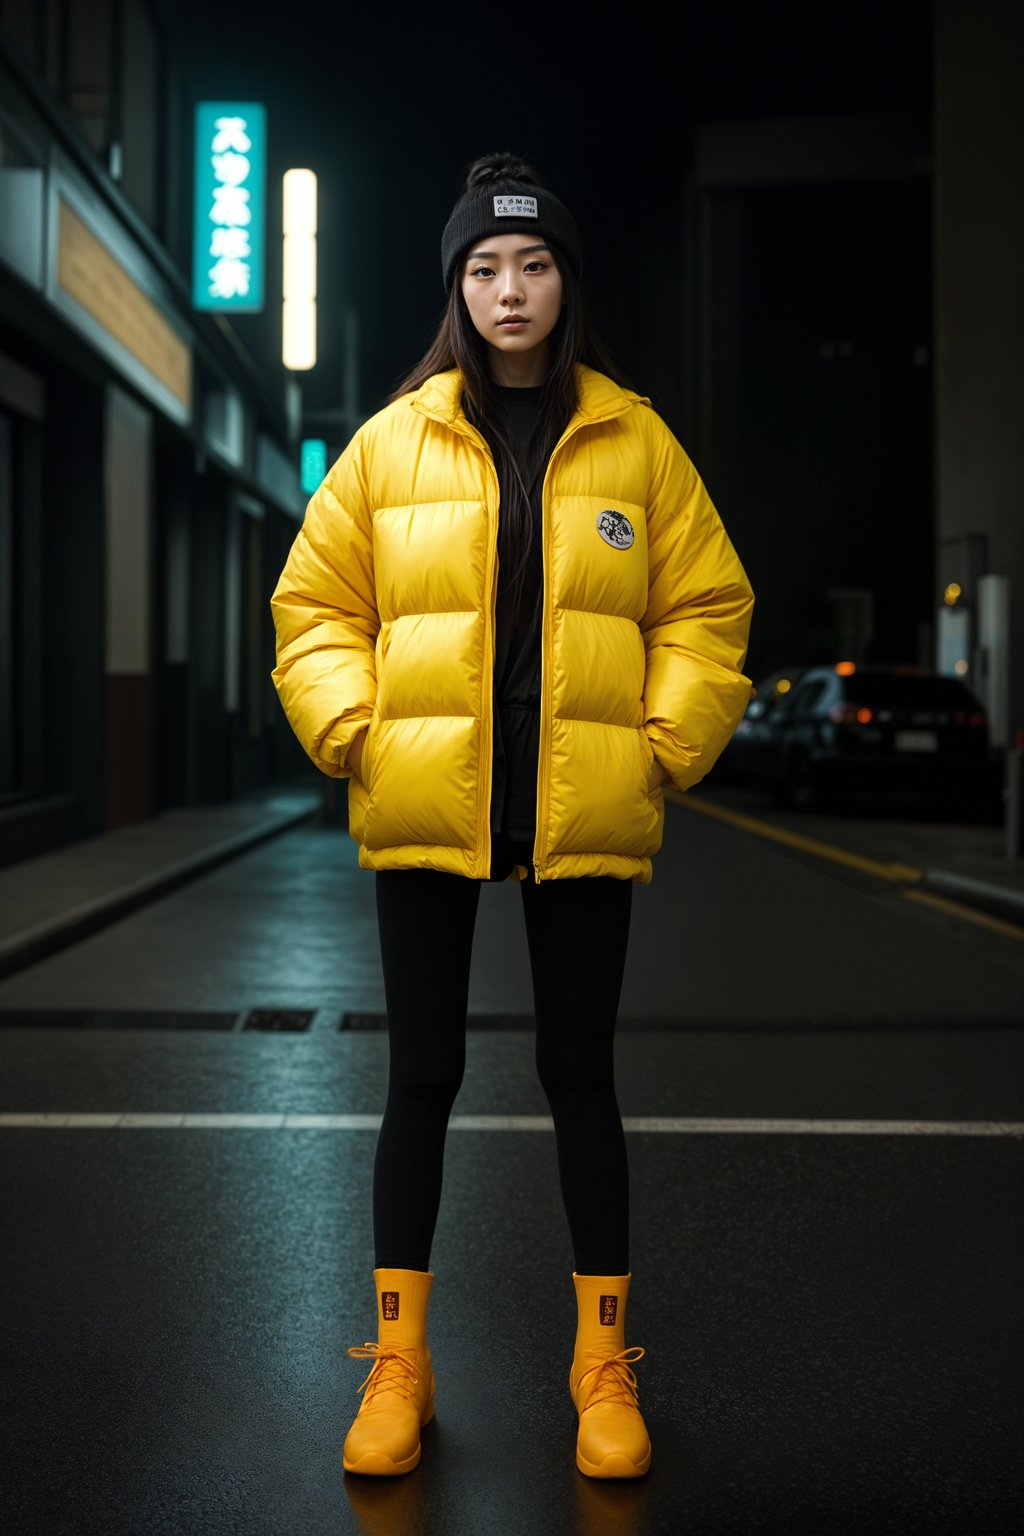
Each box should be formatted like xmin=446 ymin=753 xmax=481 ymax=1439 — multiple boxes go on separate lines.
xmin=901 ymin=887 xmax=1024 ymax=941
xmin=667 ymin=790 xmax=1024 ymax=940
xmin=668 ymin=789 xmax=922 ymax=884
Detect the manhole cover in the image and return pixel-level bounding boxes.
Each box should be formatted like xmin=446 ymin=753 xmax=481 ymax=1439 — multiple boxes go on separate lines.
xmin=242 ymin=1010 xmax=315 ymax=1032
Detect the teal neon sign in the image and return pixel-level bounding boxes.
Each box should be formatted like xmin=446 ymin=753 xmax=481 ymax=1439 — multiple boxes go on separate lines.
xmin=192 ymin=102 xmax=266 ymax=312
xmin=300 ymin=439 xmax=327 ymax=495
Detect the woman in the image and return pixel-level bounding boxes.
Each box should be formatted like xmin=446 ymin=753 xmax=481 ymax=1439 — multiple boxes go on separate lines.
xmin=270 ymin=152 xmax=755 ymax=1480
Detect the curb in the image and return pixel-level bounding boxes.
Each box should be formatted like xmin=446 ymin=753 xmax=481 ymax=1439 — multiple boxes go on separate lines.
xmin=0 ymin=799 xmax=320 ymax=982
xmin=920 ymin=868 xmax=1024 ymax=930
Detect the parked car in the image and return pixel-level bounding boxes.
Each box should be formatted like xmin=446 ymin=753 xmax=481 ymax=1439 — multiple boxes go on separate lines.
xmin=719 ymin=663 xmax=992 ymax=812
xmin=713 ymin=667 xmax=808 ymax=784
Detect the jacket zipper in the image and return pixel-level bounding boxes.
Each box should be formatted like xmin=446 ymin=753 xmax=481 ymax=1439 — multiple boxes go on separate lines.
xmin=483 ymin=457 xmax=500 ymax=879
xmin=454 ymin=422 xmax=500 ymax=880
xmin=533 ymin=416 xmax=589 ymax=883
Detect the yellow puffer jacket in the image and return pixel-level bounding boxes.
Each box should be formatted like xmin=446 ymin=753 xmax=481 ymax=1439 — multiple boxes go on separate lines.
xmin=271 ymin=365 xmax=754 ymax=883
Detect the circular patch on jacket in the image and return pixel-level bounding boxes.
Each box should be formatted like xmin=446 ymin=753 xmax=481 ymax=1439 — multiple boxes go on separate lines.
xmin=596 ymin=509 xmax=635 ymax=549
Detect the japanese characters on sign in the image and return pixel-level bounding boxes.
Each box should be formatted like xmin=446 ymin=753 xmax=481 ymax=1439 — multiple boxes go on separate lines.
xmin=192 ymin=102 xmax=266 ymax=312
xmin=300 ymin=439 xmax=327 ymax=495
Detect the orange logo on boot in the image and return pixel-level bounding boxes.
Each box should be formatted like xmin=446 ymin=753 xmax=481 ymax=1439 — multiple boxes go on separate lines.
xmin=599 ymin=1295 xmax=618 ymax=1325
xmin=382 ymin=1291 xmax=400 ymax=1321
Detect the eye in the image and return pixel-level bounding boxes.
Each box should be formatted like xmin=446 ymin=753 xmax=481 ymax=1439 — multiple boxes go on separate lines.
xmin=524 ymin=260 xmax=548 ymax=273
xmin=468 ymin=264 xmax=494 ymax=278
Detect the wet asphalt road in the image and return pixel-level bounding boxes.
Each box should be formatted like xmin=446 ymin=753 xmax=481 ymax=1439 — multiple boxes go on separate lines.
xmin=1 ymin=794 xmax=1021 ymax=1535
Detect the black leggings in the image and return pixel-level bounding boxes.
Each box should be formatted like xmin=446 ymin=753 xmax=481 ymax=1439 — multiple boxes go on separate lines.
xmin=372 ymin=867 xmax=633 ymax=1276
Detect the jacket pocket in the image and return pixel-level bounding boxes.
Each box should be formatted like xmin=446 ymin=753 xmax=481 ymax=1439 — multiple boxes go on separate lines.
xmin=360 ymin=711 xmax=379 ymax=791
xmin=362 ymin=716 xmax=478 ymax=852
xmin=640 ymin=729 xmax=656 ymax=792
xmin=639 ymin=728 xmax=664 ymax=856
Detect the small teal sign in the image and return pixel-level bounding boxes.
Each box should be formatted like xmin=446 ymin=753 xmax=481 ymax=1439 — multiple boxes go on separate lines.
xmin=300 ymin=438 xmax=327 ymax=494
xmin=192 ymin=102 xmax=266 ymax=311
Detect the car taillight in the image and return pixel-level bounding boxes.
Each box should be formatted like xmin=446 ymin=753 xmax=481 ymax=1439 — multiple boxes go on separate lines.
xmin=829 ymin=705 xmax=873 ymax=724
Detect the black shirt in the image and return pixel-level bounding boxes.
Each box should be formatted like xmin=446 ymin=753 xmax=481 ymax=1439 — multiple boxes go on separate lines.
xmin=479 ymin=384 xmax=544 ymax=878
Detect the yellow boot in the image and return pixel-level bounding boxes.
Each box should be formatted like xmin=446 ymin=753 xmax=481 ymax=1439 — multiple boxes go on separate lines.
xmin=342 ymin=1267 xmax=436 ymax=1476
xmin=569 ymin=1271 xmax=652 ymax=1478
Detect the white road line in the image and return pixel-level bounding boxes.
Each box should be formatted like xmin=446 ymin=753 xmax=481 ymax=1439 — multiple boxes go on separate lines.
xmin=0 ymin=1113 xmax=1021 ymax=1136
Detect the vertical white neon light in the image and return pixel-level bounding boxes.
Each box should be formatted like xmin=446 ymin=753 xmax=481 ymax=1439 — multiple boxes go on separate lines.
xmin=283 ymin=169 xmax=317 ymax=370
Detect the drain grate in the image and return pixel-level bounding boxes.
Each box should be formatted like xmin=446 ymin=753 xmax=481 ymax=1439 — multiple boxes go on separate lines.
xmin=242 ymin=1009 xmax=315 ymax=1032
xmin=0 ymin=1009 xmax=237 ymax=1030
xmin=339 ymin=1012 xmax=386 ymax=1030
xmin=340 ymin=1012 xmax=536 ymax=1030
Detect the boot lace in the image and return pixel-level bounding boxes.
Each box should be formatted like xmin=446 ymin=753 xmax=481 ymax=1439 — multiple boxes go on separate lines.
xmin=577 ymin=1345 xmax=646 ymax=1410
xmin=347 ymin=1342 xmax=422 ymax=1406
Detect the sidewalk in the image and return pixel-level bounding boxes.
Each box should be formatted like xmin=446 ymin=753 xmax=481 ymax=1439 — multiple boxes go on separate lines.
xmin=0 ymin=781 xmax=322 ymax=981
xmin=0 ymin=775 xmax=1021 ymax=983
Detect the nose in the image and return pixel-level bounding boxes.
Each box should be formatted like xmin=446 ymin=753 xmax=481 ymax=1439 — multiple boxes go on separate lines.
xmin=499 ymin=269 xmax=524 ymax=305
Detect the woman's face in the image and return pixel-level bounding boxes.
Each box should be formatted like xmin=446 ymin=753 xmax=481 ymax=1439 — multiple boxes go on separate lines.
xmin=460 ymin=233 xmax=564 ymax=384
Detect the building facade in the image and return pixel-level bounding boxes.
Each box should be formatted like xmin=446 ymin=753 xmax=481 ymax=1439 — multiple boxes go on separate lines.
xmin=0 ymin=4 xmax=309 ymax=869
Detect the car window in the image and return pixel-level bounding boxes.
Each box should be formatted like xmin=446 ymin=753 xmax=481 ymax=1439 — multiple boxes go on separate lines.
xmin=786 ymin=678 xmax=830 ymax=716
xmin=751 ymin=671 xmax=806 ymax=715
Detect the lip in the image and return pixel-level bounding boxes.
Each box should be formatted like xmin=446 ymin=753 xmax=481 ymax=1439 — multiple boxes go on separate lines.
xmin=498 ymin=317 xmax=529 ymax=327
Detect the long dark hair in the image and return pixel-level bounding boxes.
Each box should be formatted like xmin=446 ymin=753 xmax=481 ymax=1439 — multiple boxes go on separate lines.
xmin=389 ymin=153 xmax=635 ymax=609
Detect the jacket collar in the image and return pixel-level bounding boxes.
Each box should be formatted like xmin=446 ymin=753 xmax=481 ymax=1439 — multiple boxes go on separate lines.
xmin=409 ymin=365 xmax=648 ymax=431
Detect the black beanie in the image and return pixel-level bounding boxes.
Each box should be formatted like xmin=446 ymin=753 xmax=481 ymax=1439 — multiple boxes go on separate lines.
xmin=441 ymin=176 xmax=583 ymax=292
